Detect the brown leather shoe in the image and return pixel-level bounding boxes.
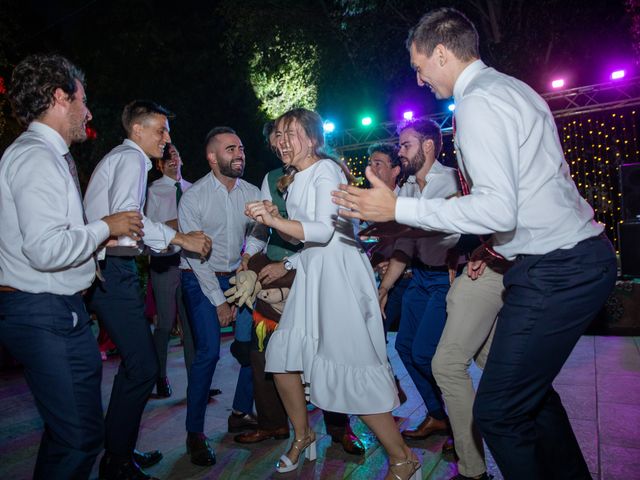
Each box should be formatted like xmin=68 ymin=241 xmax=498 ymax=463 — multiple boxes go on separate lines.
xmin=402 ymin=416 xmax=450 ymax=439
xmin=227 ymin=412 xmax=258 ymax=433
xmin=234 ymin=427 xmax=290 ymax=444
xmin=328 ymin=424 xmax=365 ymax=455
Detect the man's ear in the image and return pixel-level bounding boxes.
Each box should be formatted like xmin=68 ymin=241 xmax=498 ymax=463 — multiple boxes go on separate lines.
xmin=422 ymin=138 xmax=434 ymax=157
xmin=434 ymin=43 xmax=447 ymax=67
xmin=51 ymin=87 xmax=70 ymax=111
xmin=131 ymin=122 xmax=143 ymax=139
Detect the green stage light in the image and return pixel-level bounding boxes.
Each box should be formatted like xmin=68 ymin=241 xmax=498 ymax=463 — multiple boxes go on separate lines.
xmin=361 ymin=116 xmax=372 ymax=126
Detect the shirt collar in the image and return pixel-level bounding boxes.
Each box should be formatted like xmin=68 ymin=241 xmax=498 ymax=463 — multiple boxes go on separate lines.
xmin=453 ymin=59 xmax=488 ymax=102
xmin=29 ymin=121 xmax=68 ymax=157
xmin=414 ymin=160 xmax=444 ymax=183
xmin=123 ymin=138 xmax=153 ymax=172
xmin=427 ymin=160 xmax=445 ymax=178
xmin=209 ymin=172 xmax=239 ymax=191
xmin=160 ymin=174 xmax=181 ymax=185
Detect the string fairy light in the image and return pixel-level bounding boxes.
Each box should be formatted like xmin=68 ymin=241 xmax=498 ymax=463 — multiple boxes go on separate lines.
xmin=345 ymin=108 xmax=638 ymax=252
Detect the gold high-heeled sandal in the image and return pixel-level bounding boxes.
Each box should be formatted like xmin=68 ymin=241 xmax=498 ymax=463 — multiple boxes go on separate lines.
xmin=275 ymin=431 xmax=317 ymax=473
xmin=387 ymin=455 xmax=421 ymax=480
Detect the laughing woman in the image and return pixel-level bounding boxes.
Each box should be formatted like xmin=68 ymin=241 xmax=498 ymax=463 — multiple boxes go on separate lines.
xmin=245 ymin=108 xmax=420 ymax=480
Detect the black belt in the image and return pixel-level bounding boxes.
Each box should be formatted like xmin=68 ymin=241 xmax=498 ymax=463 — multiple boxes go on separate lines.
xmin=412 ymin=261 xmax=449 ymax=273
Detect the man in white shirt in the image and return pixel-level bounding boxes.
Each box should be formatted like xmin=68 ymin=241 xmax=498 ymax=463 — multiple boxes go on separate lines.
xmin=333 ymin=8 xmax=617 ymax=480
xmin=178 ymin=126 xmax=264 ymax=466
xmin=145 ymin=143 xmax=193 ymax=398
xmin=0 ymin=54 xmax=142 ymax=480
xmin=84 ymin=100 xmax=212 ymax=480
xmin=377 ymin=120 xmax=460 ymax=441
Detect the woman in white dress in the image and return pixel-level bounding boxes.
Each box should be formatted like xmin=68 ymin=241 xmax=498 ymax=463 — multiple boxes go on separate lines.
xmin=245 ymin=108 xmax=420 ymax=480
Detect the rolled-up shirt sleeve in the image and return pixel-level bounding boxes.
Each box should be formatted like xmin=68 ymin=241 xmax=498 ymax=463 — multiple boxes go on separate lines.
xmin=178 ymin=190 xmax=225 ymax=306
xmin=15 ymin=148 xmax=109 ymax=271
xmin=109 ymin=152 xmax=176 ymax=251
xmin=396 ymin=96 xmax=518 ymax=235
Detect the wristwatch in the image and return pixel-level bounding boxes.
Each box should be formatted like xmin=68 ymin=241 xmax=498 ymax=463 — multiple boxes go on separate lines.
xmin=283 ymin=257 xmax=294 ymax=271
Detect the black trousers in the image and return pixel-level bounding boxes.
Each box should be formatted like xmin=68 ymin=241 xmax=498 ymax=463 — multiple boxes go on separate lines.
xmin=0 ymin=291 xmax=103 ymax=479
xmin=89 ymin=256 xmax=159 ymax=458
xmin=474 ymin=234 xmax=616 ymax=480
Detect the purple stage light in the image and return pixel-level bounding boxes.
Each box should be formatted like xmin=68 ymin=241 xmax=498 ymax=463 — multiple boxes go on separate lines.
xmin=611 ymin=70 xmax=625 ymax=80
xmin=551 ymin=79 xmax=565 ymax=89
xmin=403 ymin=111 xmax=414 ymax=121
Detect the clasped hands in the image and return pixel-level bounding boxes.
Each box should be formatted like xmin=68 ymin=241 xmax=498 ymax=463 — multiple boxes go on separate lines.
xmin=245 ymin=200 xmax=280 ymax=226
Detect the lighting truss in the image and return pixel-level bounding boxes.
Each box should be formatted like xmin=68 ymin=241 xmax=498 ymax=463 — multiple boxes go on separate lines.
xmin=330 ymin=77 xmax=640 ymax=153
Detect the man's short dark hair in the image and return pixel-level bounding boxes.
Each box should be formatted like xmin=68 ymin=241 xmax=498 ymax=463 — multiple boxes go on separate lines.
xmin=407 ymin=7 xmax=479 ymax=62
xmin=121 ymin=100 xmax=174 ymax=135
xmin=400 ymin=118 xmax=443 ymax=157
xmin=205 ymin=126 xmax=237 ymax=149
xmin=368 ymin=142 xmax=400 ymax=168
xmin=8 ymin=53 xmax=85 ymax=127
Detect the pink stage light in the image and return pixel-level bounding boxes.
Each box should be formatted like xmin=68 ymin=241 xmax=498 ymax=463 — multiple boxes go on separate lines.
xmin=551 ymin=79 xmax=565 ymax=89
xmin=403 ymin=111 xmax=414 ymax=121
xmin=611 ymin=70 xmax=625 ymax=80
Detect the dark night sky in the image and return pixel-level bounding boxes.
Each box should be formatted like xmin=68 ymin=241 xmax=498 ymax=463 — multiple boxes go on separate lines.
xmin=0 ymin=0 xmax=636 ymax=185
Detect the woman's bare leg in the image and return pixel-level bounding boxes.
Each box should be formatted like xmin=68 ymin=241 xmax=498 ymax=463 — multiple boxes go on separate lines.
xmin=273 ymin=372 xmax=314 ymax=465
xmin=360 ymin=412 xmax=419 ymax=479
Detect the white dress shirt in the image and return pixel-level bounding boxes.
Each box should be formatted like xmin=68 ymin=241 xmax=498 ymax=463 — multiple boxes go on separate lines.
xmin=396 ymin=60 xmax=602 ymax=260
xmin=84 ymin=139 xmax=177 ymax=255
xmin=0 ymin=122 xmax=110 ymax=294
xmin=394 ymin=161 xmax=461 ymax=266
xmin=146 ymin=175 xmax=192 ymax=223
xmin=179 ymin=172 xmax=264 ymax=306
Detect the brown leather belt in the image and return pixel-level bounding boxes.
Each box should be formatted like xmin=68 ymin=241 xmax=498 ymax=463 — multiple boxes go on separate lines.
xmin=0 ymin=286 xmax=86 ymax=296
xmin=0 ymin=285 xmax=20 ymax=293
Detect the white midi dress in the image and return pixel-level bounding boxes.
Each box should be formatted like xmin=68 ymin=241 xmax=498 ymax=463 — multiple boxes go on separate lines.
xmin=264 ymin=159 xmax=399 ymax=414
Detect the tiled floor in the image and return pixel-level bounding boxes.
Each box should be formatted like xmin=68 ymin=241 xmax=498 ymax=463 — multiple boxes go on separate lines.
xmin=1 ymin=334 xmax=639 ymax=479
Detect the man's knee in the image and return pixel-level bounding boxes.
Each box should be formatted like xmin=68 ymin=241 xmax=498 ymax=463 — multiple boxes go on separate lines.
xmin=411 ymin=344 xmax=435 ymax=375
xmin=395 ymin=341 xmax=412 ymax=364
xmin=431 ymin=347 xmax=449 ymax=382
xmin=125 ymin=352 xmax=159 ymax=383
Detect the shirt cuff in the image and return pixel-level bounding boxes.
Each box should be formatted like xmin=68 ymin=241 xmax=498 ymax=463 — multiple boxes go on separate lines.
xmin=87 ymin=220 xmax=111 ymax=246
xmin=395 ymin=197 xmax=422 ymax=229
xmin=211 ymin=289 xmax=227 ymax=307
xmin=244 ymin=239 xmax=266 ymax=257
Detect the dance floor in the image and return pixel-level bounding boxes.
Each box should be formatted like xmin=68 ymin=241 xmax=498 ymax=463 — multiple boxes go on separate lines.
xmin=1 ymin=333 xmax=639 ymax=479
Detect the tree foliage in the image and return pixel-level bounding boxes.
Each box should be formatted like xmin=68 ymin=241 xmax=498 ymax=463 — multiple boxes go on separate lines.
xmin=0 ymin=0 xmax=635 ymax=183
xmin=248 ymin=34 xmax=320 ymax=118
